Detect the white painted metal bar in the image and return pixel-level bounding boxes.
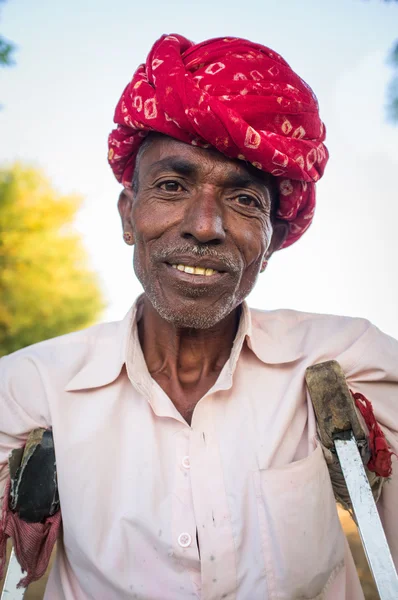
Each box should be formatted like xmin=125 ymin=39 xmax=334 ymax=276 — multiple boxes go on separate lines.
xmin=1 ymin=548 xmax=26 ymax=599
xmin=335 ymin=433 xmax=398 ymax=600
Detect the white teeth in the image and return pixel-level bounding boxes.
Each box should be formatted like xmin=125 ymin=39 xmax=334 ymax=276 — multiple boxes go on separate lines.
xmin=172 ymin=264 xmax=218 ymax=276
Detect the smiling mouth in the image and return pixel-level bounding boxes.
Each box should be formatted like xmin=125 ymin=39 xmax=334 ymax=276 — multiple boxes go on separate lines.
xmin=169 ymin=263 xmax=220 ymax=276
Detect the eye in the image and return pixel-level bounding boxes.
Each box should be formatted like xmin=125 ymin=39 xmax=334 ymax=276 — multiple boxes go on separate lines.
xmin=235 ymin=194 xmax=259 ymax=208
xmin=158 ymin=180 xmax=184 ymax=192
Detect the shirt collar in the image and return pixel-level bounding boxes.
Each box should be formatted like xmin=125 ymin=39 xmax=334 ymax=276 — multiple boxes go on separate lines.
xmin=64 ymin=301 xmax=137 ymax=392
xmin=65 ymin=296 xmax=303 ymax=392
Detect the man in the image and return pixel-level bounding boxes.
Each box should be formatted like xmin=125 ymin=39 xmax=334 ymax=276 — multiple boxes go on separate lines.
xmin=1 ymin=34 xmax=397 ymax=599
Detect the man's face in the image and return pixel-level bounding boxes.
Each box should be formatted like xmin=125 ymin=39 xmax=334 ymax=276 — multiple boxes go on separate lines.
xmin=121 ymin=135 xmax=284 ymax=329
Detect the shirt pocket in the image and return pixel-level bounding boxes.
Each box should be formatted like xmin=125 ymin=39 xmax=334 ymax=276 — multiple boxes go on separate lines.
xmin=253 ymin=443 xmax=345 ymax=600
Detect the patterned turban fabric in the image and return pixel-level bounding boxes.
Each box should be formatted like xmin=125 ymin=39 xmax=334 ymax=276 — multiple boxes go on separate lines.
xmin=108 ymin=34 xmax=328 ymax=248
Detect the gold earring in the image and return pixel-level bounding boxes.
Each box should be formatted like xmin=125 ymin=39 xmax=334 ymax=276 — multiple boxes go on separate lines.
xmin=123 ymin=232 xmax=133 ymax=244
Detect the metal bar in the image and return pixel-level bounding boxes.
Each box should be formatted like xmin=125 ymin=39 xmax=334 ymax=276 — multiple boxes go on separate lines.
xmin=1 ymin=548 xmax=26 ymax=599
xmin=335 ymin=433 xmax=398 ymax=600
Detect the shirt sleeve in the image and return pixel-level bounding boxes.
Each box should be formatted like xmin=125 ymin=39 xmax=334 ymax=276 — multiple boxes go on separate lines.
xmin=343 ymin=322 xmax=398 ymax=569
xmin=0 ymin=353 xmax=51 ymax=506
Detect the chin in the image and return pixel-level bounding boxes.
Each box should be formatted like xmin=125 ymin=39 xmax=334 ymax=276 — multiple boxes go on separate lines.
xmin=149 ymin=295 xmax=236 ymax=329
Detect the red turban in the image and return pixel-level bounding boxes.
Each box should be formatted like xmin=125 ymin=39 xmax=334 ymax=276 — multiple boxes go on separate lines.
xmin=108 ymin=34 xmax=328 ymax=248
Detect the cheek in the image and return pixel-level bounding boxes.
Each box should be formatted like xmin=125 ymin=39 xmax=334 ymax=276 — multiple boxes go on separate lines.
xmin=239 ymin=219 xmax=272 ymax=268
xmin=131 ymin=200 xmax=180 ymax=280
xmin=132 ymin=198 xmax=179 ymax=242
xmin=130 ymin=207 xmax=153 ymax=278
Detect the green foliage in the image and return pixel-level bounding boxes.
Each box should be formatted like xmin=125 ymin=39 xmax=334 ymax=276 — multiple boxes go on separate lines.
xmin=0 ymin=164 xmax=104 ymax=356
xmin=0 ymin=35 xmax=14 ymax=66
xmin=1 ymin=0 xmax=16 ymax=109
xmin=0 ymin=0 xmax=15 ymax=68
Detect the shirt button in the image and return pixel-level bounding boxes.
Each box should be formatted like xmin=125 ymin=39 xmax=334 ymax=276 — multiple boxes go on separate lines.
xmin=178 ymin=533 xmax=192 ymax=548
xmin=182 ymin=455 xmax=190 ymax=469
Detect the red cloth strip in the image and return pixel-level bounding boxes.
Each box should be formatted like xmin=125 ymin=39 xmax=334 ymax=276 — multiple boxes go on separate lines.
xmin=352 ymin=391 xmax=396 ymax=478
xmin=0 ymin=479 xmax=61 ymax=588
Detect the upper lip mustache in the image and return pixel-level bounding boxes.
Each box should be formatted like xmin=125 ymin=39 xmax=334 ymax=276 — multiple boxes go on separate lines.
xmin=165 ymin=256 xmax=229 ymax=272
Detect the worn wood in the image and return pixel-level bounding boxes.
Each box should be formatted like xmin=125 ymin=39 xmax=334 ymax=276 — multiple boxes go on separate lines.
xmin=305 ymin=360 xmax=368 ymax=450
xmin=9 ymin=428 xmax=59 ymax=523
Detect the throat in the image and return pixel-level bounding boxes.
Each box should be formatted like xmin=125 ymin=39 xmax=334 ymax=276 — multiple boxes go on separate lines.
xmin=137 ymin=297 xmax=242 ymax=423
xmin=152 ymin=372 xmax=221 ymax=425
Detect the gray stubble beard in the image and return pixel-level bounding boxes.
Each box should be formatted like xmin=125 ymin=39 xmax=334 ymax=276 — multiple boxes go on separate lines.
xmin=134 ymin=256 xmax=241 ymax=330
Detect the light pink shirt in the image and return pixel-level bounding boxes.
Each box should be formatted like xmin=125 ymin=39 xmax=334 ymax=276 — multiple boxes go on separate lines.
xmin=1 ymin=297 xmax=397 ymax=599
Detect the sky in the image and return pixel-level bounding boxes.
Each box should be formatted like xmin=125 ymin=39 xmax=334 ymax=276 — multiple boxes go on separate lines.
xmin=1 ymin=0 xmax=398 ymax=338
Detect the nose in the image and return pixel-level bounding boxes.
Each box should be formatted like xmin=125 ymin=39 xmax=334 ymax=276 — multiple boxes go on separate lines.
xmin=181 ymin=187 xmax=226 ymax=245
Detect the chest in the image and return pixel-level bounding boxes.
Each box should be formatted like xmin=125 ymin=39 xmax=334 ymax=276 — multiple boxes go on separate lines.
xmin=52 ymin=371 xmax=345 ymax=599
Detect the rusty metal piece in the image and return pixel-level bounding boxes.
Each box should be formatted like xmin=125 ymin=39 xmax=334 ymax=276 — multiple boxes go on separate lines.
xmin=8 ymin=428 xmax=59 ymax=523
xmin=305 ymin=360 xmax=368 ymax=454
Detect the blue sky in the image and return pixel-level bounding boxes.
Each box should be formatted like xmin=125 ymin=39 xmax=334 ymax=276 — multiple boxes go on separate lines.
xmin=1 ymin=0 xmax=398 ymax=336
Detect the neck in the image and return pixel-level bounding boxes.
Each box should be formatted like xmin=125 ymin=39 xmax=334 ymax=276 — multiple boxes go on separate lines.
xmin=137 ymin=296 xmax=240 ymax=384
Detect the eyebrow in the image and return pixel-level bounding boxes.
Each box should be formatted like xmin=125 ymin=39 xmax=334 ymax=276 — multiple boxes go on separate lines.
xmin=147 ymin=156 xmax=270 ymax=191
xmin=147 ymin=157 xmax=198 ymax=178
xmin=223 ymin=173 xmax=261 ymax=189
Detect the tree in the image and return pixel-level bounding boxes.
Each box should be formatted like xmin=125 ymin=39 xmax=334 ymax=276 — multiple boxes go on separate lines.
xmin=0 ymin=0 xmax=15 ymax=68
xmin=0 ymin=33 xmax=14 ymax=67
xmin=0 ymin=164 xmax=104 ymax=356
xmin=0 ymin=35 xmax=14 ymax=66
xmin=1 ymin=0 xmax=15 ymax=110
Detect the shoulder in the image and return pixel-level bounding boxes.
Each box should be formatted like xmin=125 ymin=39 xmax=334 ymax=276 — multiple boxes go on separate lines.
xmin=248 ymin=306 xmax=397 ymax=370
xmin=250 ymin=307 xmax=372 ymax=338
xmin=0 ymin=319 xmax=124 ymax=397
xmin=250 ymin=306 xmax=373 ymax=342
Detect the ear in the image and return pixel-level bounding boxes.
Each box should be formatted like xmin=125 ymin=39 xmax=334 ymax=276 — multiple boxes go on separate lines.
xmin=118 ymin=188 xmax=135 ymax=245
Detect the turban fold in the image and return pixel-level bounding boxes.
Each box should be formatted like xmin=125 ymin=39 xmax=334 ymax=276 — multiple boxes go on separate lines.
xmin=108 ymin=34 xmax=328 ymax=248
